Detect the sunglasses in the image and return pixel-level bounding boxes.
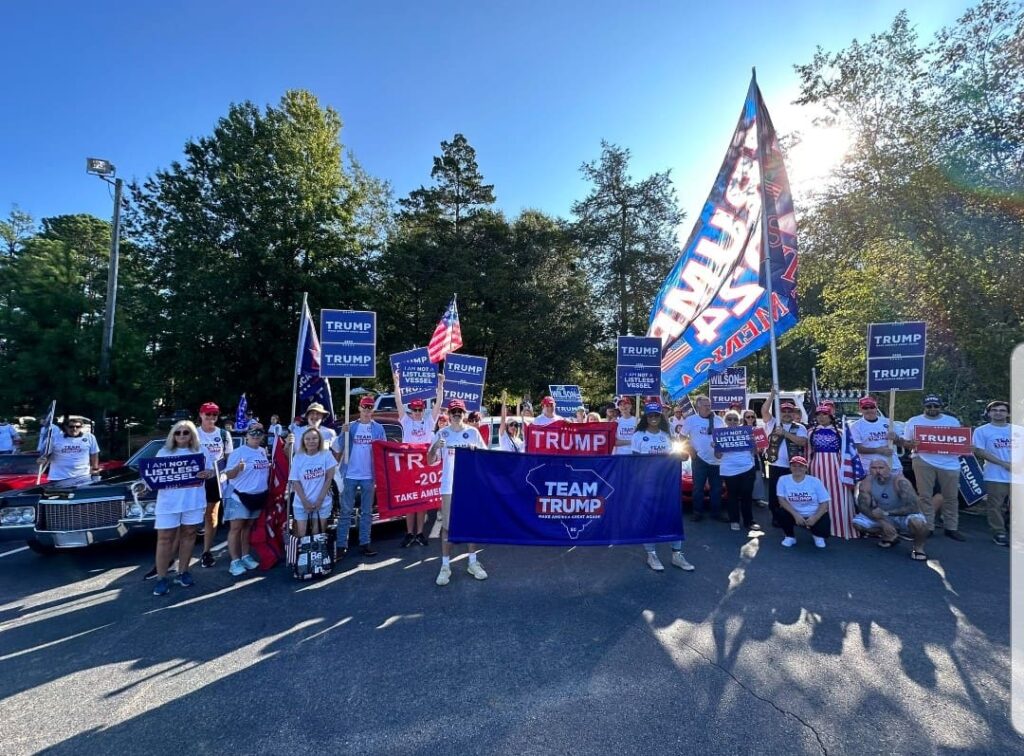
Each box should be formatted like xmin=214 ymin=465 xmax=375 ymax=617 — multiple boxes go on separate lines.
xmin=743 ymin=415 xmax=756 ymax=420
xmin=924 ymin=404 xmax=941 ymax=409
xmin=508 ymin=422 xmax=521 ymax=428
xmin=726 ymin=418 xmax=739 ymax=423
xmin=411 ymin=408 xmax=424 ymax=412
xmin=174 ymin=430 xmax=192 ymax=436
xmin=67 ymin=424 xmax=83 ymax=429
xmin=247 ymin=430 xmax=264 ymax=437
xmin=449 ymin=410 xmax=465 ymax=416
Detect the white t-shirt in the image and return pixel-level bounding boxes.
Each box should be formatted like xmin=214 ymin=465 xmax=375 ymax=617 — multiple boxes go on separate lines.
xmin=764 ymin=419 xmax=808 ymax=468
xmin=499 ymin=431 xmax=524 ymax=453
xmin=973 ymin=422 xmax=1024 ymax=483
xmin=718 ymin=447 xmax=756 ymax=477
xmin=268 ymin=423 xmax=284 ymax=437
xmin=904 ymin=413 xmax=963 ymax=471
xmin=669 ymin=416 xmax=687 ymax=438
xmin=631 ymin=430 xmax=671 ymax=455
xmin=226 ymin=445 xmax=271 ymax=494
xmin=615 ymin=416 xmax=640 ymax=456
xmin=776 ymin=474 xmax=830 ymax=518
xmin=532 ymin=413 xmax=564 ymax=427
xmin=400 ymin=415 xmax=433 ymax=444
xmin=288 ymin=450 xmax=336 ymax=503
xmin=850 ymin=416 xmax=902 ymax=473
xmin=681 ymin=413 xmax=724 ymax=464
xmin=434 ymin=426 xmax=486 ymax=495
xmin=196 ymin=426 xmax=233 ymax=465
xmin=0 ymin=423 xmax=20 ymax=452
xmin=292 ymin=425 xmax=337 ymax=455
xmin=345 ymin=422 xmax=376 ymax=480
xmin=47 ymin=431 xmax=100 ymax=481
xmin=155 ymin=446 xmax=214 ymax=513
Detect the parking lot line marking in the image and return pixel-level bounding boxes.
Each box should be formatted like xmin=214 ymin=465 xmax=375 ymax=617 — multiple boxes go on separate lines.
xmin=0 ymin=546 xmax=29 ymax=559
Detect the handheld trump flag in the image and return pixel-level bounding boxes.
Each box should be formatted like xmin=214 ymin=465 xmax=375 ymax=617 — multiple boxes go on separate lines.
xmin=648 ymin=75 xmax=798 ymax=397
xmin=428 ymin=296 xmax=464 ymax=364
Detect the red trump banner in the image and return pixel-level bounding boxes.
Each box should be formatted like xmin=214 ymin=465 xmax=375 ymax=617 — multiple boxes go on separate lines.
xmin=371 ymin=441 xmax=443 ymax=518
xmin=913 ymin=426 xmax=972 ymax=455
xmin=525 ymin=421 xmax=616 ymax=456
xmin=752 ymin=426 xmax=769 ymax=452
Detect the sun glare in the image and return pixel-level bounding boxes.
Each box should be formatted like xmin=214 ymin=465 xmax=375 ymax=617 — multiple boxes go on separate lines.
xmin=784 ymin=120 xmax=854 ymax=197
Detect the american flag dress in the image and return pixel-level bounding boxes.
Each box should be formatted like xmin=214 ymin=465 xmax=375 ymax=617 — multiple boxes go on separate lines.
xmin=809 ymin=425 xmax=857 ymax=539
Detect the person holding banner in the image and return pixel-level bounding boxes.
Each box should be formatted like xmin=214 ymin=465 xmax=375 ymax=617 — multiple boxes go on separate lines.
xmin=761 ymin=392 xmax=808 ymax=528
xmin=37 ymin=415 xmax=100 ymax=487
xmin=289 ymin=427 xmax=337 ymax=539
xmin=396 ymin=380 xmax=443 ymax=547
xmin=680 ymin=395 xmax=726 ymax=522
xmin=775 ymin=456 xmax=832 ymax=549
xmin=335 ymin=396 xmax=387 ymax=557
xmin=427 ymin=399 xmax=488 ymax=585
xmin=151 ymin=421 xmax=216 ymax=597
xmin=195 ymin=402 xmax=234 ymax=569
xmin=632 ymin=401 xmax=694 ymax=571
xmin=808 ymin=405 xmax=855 ymax=539
xmin=714 ymin=411 xmax=759 ymax=533
xmin=973 ymin=401 xmax=1022 ymax=547
xmin=532 ymin=397 xmax=564 ymax=427
xmin=902 ymin=395 xmax=965 ymax=541
xmin=223 ymin=424 xmax=271 ymax=576
xmin=498 ymin=393 xmax=524 ymax=453
xmin=852 ymin=458 xmax=930 ymax=560
xmin=613 ymin=397 xmax=639 ymax=456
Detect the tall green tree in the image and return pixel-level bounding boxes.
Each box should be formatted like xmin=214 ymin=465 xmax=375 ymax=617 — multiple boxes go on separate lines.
xmin=572 ymin=142 xmax=683 ymax=337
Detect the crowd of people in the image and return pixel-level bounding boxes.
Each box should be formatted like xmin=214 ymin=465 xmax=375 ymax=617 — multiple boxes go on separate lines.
xmin=7 ymin=383 xmax=1018 ymax=596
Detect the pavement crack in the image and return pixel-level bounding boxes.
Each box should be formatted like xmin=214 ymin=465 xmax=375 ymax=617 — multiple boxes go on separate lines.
xmin=674 ymin=637 xmax=829 ymax=755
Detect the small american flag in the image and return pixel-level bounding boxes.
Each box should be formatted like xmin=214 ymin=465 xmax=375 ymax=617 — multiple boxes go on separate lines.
xmin=840 ymin=419 xmax=866 ymax=487
xmin=428 ymin=296 xmax=463 ymax=364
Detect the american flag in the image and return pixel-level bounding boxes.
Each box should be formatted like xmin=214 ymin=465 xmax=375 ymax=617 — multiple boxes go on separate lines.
xmin=427 ymin=296 xmax=463 ymax=364
xmin=840 ymin=419 xmax=866 ymax=487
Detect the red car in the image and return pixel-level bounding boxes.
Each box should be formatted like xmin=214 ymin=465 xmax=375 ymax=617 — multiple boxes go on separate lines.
xmin=0 ymin=453 xmax=124 ymax=493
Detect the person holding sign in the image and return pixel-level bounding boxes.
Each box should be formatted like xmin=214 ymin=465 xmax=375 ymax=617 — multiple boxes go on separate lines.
xmin=396 ymin=378 xmax=444 ymax=548
xmin=532 ymin=397 xmax=565 ymax=427
xmin=223 ymin=425 xmax=271 ymax=576
xmin=775 ymin=456 xmax=832 ymax=549
xmin=427 ymin=399 xmax=488 ymax=586
xmin=289 ymin=428 xmax=337 ymax=539
xmin=849 ymin=396 xmax=902 ymax=474
xmin=680 ymin=395 xmax=725 ymax=522
xmin=902 ymin=394 xmax=965 ymax=541
xmin=973 ymin=401 xmax=1022 ymax=547
xmin=498 ymin=392 xmax=524 ymax=453
xmin=633 ymin=401 xmax=694 ymax=572
xmin=713 ymin=410 xmax=759 ymax=533
xmin=151 ymin=421 xmax=216 ymax=597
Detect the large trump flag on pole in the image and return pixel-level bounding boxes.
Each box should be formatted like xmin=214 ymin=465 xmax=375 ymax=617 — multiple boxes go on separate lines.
xmin=648 ymin=75 xmax=799 ymax=398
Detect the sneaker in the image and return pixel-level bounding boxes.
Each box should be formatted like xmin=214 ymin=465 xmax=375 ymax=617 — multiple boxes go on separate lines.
xmin=400 ymin=533 xmax=416 ymax=548
xmin=781 ymin=537 xmax=797 ymax=548
xmin=671 ymin=551 xmax=695 ymax=571
xmin=152 ymin=578 xmax=170 ymax=596
xmin=360 ymin=544 xmax=378 ymax=557
xmin=813 ymin=536 xmax=827 ymax=549
xmin=730 ymin=522 xmax=741 ymax=531
xmin=143 ymin=566 xmax=159 ymax=580
xmin=174 ymin=572 xmax=195 ymax=588
xmin=229 ymin=559 xmax=247 ymax=577
xmin=415 ymin=533 xmax=429 ymax=546
xmin=466 ymin=561 xmax=488 ymax=580
xmin=436 ymin=564 xmax=452 ymax=586
xmin=646 ymin=552 xmax=665 ymax=571
xmin=745 ymin=523 xmax=762 ymax=532
xmin=994 ymin=532 xmax=1009 ymax=547
xmin=240 ymin=554 xmax=259 ymax=570
xmin=200 ymin=551 xmax=216 ymax=568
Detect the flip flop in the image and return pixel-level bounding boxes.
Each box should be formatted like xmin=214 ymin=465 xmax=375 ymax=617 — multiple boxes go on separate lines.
xmin=910 ymin=550 xmax=928 ymax=561
xmin=878 ymin=538 xmax=898 ymax=549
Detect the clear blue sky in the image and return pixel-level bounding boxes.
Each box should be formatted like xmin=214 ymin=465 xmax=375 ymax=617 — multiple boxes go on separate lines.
xmin=1 ymin=1 xmax=974 ymax=230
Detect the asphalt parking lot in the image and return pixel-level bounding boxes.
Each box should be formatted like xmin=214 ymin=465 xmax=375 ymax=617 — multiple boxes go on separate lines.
xmin=0 ymin=509 xmax=1019 ymax=755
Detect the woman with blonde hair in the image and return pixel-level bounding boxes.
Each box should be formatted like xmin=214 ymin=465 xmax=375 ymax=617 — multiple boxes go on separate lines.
xmin=288 ymin=426 xmax=337 ymax=538
xmin=151 ymin=420 xmax=216 ymax=597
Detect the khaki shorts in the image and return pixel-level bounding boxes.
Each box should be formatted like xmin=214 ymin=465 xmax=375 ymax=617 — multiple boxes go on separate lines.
xmin=440 ymin=493 xmax=452 ymax=530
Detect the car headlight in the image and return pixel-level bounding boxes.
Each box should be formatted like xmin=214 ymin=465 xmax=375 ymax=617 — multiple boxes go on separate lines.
xmin=20 ymin=508 xmax=34 ymax=523
xmin=144 ymin=502 xmax=156 ymax=515
xmin=127 ymin=502 xmax=143 ymax=517
xmin=0 ymin=507 xmax=34 ymax=525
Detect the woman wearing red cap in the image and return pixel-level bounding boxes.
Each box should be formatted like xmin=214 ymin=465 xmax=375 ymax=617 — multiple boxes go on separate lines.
xmin=396 ymin=378 xmax=444 ymax=547
xmin=808 ymin=404 xmax=855 ymax=538
xmin=195 ymin=401 xmax=234 ymax=568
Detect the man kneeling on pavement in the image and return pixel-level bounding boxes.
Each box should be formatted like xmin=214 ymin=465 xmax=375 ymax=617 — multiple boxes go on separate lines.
xmin=853 ymin=458 xmax=930 ymax=561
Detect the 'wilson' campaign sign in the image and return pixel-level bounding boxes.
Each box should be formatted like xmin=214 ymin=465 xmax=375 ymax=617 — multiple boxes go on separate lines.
xmin=709 ymin=367 xmax=747 ymax=410
xmin=320 ymin=309 xmax=376 ymax=379
xmin=139 ymin=453 xmax=206 ymax=490
xmin=616 ymin=336 xmax=662 ymax=395
xmin=866 ymin=322 xmax=926 ymax=392
xmin=548 ymin=385 xmax=585 ymax=415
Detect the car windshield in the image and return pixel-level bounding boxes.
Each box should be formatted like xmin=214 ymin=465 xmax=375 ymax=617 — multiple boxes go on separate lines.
xmin=376 ymin=397 xmax=397 ymax=411
xmin=0 ymin=455 xmax=39 ymax=475
xmin=126 ymin=439 xmax=165 ymax=470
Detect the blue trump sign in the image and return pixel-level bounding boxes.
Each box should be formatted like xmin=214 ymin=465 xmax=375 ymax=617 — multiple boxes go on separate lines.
xmin=866 ymin=321 xmax=926 ymax=392
xmin=548 ymin=385 xmax=584 ymax=415
xmin=958 ymin=455 xmax=986 ymax=506
xmin=616 ymin=336 xmax=662 ymax=395
xmin=139 ymin=453 xmax=206 ymax=491
xmin=390 ymin=347 xmax=438 ymax=402
xmin=443 ymin=353 xmax=487 ymax=412
xmin=320 ymin=309 xmax=376 ymax=378
xmin=448 ymin=449 xmax=683 ymax=546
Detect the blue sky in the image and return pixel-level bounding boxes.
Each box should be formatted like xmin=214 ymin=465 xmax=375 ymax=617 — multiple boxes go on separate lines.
xmin=1 ymin=1 xmax=974 ymax=231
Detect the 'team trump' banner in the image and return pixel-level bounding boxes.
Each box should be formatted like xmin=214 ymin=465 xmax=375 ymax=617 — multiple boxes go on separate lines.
xmin=447 ymin=449 xmax=683 ymax=546
xmin=647 ymin=76 xmax=799 ymax=398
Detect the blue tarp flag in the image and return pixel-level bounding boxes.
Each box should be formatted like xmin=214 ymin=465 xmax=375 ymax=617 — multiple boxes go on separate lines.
xmin=36 ymin=400 xmax=56 ymax=454
xmin=647 ymin=75 xmax=799 ymax=398
xmin=295 ymin=300 xmax=335 ymax=419
xmin=234 ymin=394 xmax=248 ymax=431
xmin=447 ymin=449 xmax=683 ymax=546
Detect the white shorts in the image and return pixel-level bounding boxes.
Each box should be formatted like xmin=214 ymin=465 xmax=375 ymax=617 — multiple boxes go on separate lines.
xmin=852 ymin=512 xmax=926 ymax=533
xmin=155 ymin=508 xmax=205 ymax=530
xmin=293 ymin=500 xmax=332 ymax=522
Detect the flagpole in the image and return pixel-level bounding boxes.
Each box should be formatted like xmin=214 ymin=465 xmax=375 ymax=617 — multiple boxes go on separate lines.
xmin=753 ymin=68 xmax=783 ymax=420
xmin=290 ymin=292 xmax=308 ymax=426
xmin=446 ymin=293 xmax=456 ymax=357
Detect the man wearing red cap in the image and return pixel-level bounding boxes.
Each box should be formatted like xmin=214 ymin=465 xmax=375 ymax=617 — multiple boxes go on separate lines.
xmin=531 ymin=396 xmax=564 ymax=427
xmin=195 ymin=401 xmax=234 ymax=568
xmin=849 ymin=396 xmax=902 ymax=474
xmin=427 ymin=399 xmax=488 ymax=586
xmin=760 ymin=390 xmax=808 ymax=527
xmin=334 ymin=396 xmax=388 ymax=557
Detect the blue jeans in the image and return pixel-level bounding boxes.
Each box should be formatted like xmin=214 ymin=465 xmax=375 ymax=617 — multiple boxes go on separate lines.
xmin=691 ymin=456 xmax=722 ymax=516
xmin=644 ymin=541 xmax=683 ymax=552
xmin=340 ymin=478 xmax=375 ymax=546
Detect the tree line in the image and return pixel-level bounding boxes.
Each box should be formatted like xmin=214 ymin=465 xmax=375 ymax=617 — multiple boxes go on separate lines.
xmin=0 ymin=0 xmax=1019 ymax=440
